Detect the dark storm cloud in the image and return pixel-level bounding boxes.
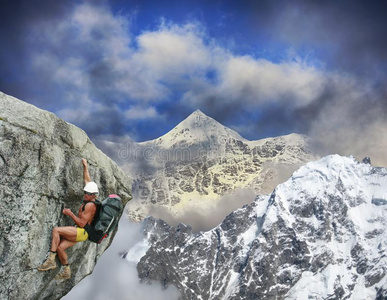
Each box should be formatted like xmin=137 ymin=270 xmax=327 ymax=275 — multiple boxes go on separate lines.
xmin=0 ymin=0 xmax=176 ymax=140
xmin=291 ymin=0 xmax=387 ymax=74
xmin=0 ymin=0 xmax=135 ymax=134
xmin=235 ymin=0 xmax=387 ymax=77
xmin=82 ymin=107 xmax=127 ymax=137
xmin=307 ymin=81 xmax=387 ymax=166
xmin=0 ymin=1 xmax=76 ymax=102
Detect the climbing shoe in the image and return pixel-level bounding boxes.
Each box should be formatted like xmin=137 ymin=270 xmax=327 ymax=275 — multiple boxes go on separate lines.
xmin=37 ymin=252 xmax=57 ymax=271
xmin=55 ymin=265 xmax=71 ymax=280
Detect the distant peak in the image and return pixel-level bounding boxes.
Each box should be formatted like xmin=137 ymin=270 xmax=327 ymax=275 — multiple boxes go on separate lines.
xmin=188 ymin=109 xmax=208 ymax=118
xmin=193 ymin=109 xmax=205 ymax=115
xmin=182 ymin=109 xmax=218 ymax=127
xmin=141 ymin=108 xmax=248 ymax=147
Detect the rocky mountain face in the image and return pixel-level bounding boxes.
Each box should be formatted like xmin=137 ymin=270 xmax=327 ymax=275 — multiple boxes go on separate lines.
xmin=125 ymin=110 xmax=318 ymax=222
xmin=136 ymin=155 xmax=387 ymax=299
xmin=0 ymin=92 xmax=132 ymax=300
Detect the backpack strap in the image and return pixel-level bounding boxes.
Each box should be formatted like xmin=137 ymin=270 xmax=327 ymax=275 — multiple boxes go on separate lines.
xmin=82 ymin=200 xmax=101 ymax=226
xmin=90 ymin=200 xmax=102 ymax=226
xmin=82 ymin=200 xmax=100 ymax=211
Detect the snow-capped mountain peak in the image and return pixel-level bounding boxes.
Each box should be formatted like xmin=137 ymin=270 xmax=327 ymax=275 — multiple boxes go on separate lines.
xmin=141 ymin=109 xmax=247 ymax=148
xmin=135 ymin=155 xmax=387 ymax=299
xmin=128 ymin=110 xmax=318 ymax=223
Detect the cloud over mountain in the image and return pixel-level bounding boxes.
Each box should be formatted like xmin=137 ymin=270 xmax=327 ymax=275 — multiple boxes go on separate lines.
xmin=0 ymin=0 xmax=386 ymax=166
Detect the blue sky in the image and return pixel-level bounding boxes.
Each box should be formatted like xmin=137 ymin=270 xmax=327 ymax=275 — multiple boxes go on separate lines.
xmin=1 ymin=0 xmax=387 ymax=165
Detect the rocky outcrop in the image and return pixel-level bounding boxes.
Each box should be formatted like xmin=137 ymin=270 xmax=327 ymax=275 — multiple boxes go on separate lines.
xmin=136 ymin=155 xmax=387 ymax=299
xmin=0 ymin=92 xmax=132 ymax=300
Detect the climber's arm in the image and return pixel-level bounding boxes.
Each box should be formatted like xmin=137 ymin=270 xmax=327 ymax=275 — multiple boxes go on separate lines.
xmin=63 ymin=204 xmax=96 ymax=228
xmin=82 ymin=158 xmax=91 ymax=184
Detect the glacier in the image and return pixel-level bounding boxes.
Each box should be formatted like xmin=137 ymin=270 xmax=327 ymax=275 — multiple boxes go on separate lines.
xmin=135 ymin=155 xmax=387 ymax=299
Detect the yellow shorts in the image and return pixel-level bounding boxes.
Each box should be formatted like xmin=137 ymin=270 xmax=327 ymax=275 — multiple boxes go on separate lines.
xmin=76 ymin=227 xmax=89 ymax=242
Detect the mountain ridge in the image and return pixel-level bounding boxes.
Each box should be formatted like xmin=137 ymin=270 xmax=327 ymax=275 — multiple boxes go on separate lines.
xmin=135 ymin=155 xmax=387 ymax=299
xmin=126 ymin=110 xmax=318 ymax=224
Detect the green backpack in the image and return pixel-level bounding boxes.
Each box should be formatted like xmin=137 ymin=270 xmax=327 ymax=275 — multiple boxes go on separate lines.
xmin=88 ymin=194 xmax=123 ymax=244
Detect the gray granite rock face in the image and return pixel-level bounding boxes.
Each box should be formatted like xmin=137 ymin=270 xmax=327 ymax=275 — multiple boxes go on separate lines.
xmin=0 ymin=92 xmax=132 ymax=300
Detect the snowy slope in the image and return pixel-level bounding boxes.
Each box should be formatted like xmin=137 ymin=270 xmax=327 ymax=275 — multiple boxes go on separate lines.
xmin=127 ymin=110 xmax=318 ymax=222
xmin=135 ymin=155 xmax=387 ymax=299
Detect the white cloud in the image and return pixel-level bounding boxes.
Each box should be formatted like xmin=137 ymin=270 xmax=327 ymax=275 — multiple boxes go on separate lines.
xmin=124 ymin=106 xmax=159 ymax=120
xmin=135 ymin=22 xmax=211 ymax=80
xmin=56 ymin=95 xmax=105 ymax=123
xmin=63 ymin=214 xmax=181 ymax=300
xmin=30 ymin=2 xmax=329 ymax=114
xmin=149 ymin=188 xmax=257 ymax=232
xmin=211 ymin=55 xmax=326 ymax=107
xmin=71 ymin=3 xmax=132 ymax=57
xmin=26 ymin=2 xmax=387 ymax=166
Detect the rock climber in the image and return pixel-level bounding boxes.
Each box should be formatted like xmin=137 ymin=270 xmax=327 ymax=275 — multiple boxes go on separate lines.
xmin=37 ymin=158 xmax=99 ymax=280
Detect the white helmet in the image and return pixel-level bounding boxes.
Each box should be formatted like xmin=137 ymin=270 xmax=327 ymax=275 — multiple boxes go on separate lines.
xmin=84 ymin=182 xmax=99 ymax=194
